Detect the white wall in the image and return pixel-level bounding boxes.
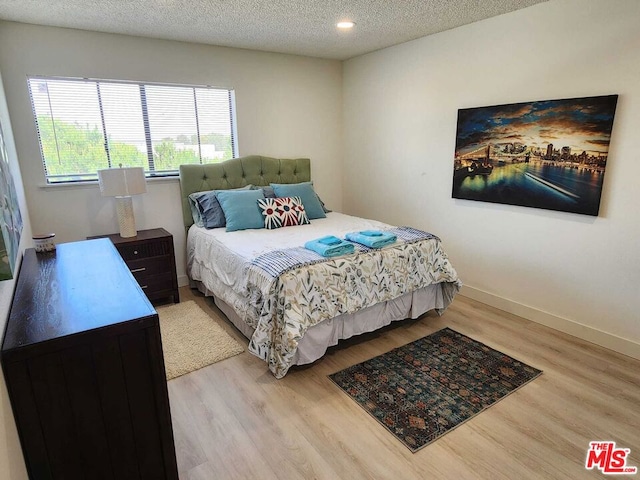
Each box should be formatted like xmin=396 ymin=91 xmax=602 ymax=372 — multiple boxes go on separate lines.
xmin=343 ymin=0 xmax=640 ymax=356
xmin=0 ymin=67 xmax=31 ymax=480
xmin=0 ymin=22 xmax=343 ymax=284
xmin=0 ymin=1 xmax=637 ymax=477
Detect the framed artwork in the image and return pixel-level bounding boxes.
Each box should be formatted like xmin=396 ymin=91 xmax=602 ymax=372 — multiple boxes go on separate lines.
xmin=0 ymin=119 xmax=23 ymax=280
xmin=452 ymin=95 xmax=618 ymax=216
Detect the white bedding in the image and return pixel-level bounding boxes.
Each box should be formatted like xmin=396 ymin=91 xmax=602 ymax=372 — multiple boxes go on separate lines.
xmin=192 ymin=212 xmax=390 ymax=258
xmin=187 ymin=213 xmax=391 ymax=304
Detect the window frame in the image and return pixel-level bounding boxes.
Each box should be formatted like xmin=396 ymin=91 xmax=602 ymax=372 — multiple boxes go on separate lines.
xmin=27 ymin=75 xmax=239 ymax=184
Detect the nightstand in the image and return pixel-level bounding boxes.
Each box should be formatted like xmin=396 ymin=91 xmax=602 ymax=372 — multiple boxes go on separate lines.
xmin=89 ymin=228 xmax=180 ymax=304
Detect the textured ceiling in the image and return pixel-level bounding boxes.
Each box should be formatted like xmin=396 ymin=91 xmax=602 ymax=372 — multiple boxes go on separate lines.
xmin=0 ymin=0 xmax=547 ymax=60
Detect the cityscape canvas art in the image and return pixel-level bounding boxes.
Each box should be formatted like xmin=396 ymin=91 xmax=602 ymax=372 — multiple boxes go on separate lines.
xmin=452 ymin=95 xmax=618 ymax=216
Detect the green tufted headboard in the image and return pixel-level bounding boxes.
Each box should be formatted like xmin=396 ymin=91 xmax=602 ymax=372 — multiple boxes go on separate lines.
xmin=179 ymin=155 xmax=311 ymax=228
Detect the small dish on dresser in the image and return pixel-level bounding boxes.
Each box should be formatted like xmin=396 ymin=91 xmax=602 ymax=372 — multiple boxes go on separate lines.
xmin=32 ymin=233 xmax=56 ymax=253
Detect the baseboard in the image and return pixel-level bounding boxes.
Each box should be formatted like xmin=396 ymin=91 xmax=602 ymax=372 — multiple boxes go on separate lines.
xmin=459 ymin=285 xmax=640 ymax=361
xmin=177 ymin=274 xmax=190 ymax=288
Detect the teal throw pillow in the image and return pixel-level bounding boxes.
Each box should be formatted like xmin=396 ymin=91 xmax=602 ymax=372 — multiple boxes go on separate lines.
xmin=188 ymin=185 xmax=253 ymax=228
xmin=216 ymin=189 xmax=266 ymax=232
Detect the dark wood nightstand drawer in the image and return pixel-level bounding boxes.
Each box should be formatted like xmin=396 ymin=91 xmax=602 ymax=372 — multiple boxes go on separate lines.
xmin=127 ymin=257 xmax=172 ymax=278
xmin=117 ymin=240 xmax=170 ymax=261
xmin=137 ymin=272 xmax=174 ymax=292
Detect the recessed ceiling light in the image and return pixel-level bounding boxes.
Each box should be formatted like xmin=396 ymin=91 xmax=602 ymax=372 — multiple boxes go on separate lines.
xmin=337 ymin=21 xmax=355 ymax=29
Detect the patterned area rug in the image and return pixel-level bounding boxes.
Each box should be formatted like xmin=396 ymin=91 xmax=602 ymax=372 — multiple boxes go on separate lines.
xmin=329 ymin=328 xmax=542 ymax=452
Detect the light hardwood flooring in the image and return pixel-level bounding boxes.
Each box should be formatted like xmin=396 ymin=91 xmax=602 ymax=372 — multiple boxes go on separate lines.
xmin=167 ymin=286 xmax=640 ymax=479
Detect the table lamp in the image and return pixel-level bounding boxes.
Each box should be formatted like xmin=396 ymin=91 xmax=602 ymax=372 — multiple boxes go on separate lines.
xmin=98 ymin=166 xmax=147 ymax=238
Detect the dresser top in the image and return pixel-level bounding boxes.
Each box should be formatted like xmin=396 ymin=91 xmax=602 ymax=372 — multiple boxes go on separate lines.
xmin=2 ymin=239 xmax=156 ymax=354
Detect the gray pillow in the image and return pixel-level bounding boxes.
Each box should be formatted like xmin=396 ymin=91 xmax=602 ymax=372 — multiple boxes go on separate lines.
xmin=254 ymin=184 xmax=331 ymax=212
xmin=317 ymin=195 xmax=331 ymax=214
xmin=189 ymin=185 xmax=253 ymax=229
xmin=258 ymin=185 xmax=277 ymax=198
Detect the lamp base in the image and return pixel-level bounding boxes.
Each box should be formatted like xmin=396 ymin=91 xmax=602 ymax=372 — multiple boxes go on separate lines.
xmin=115 ymin=196 xmax=137 ymax=238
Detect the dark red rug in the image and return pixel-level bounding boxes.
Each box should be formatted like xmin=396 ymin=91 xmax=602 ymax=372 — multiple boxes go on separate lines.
xmin=329 ymin=327 xmax=542 ymax=452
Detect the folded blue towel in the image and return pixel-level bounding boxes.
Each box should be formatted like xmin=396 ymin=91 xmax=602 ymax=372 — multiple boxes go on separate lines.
xmin=318 ymin=236 xmax=342 ymax=246
xmin=305 ymin=236 xmax=355 ymax=257
xmin=345 ymin=230 xmax=397 ymax=248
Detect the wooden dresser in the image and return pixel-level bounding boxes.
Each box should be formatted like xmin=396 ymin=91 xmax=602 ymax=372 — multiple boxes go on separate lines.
xmin=88 ymin=228 xmax=179 ymax=304
xmin=1 ymin=239 xmax=178 ymax=480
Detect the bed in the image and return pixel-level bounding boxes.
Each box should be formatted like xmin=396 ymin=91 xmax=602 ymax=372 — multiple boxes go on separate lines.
xmin=180 ymin=155 xmax=461 ymax=378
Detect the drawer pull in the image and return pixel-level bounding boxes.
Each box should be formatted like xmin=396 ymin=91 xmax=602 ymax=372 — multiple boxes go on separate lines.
xmin=131 ymin=267 xmax=146 ymax=273
xmin=141 ymin=285 xmax=148 ymax=289
xmin=133 ymin=250 xmax=139 ymax=255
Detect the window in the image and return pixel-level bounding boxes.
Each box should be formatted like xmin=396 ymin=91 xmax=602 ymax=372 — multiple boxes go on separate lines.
xmin=27 ymin=76 xmax=238 ymax=183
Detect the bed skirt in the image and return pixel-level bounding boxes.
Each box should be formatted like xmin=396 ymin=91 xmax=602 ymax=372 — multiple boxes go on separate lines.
xmin=192 ymin=280 xmax=447 ymax=367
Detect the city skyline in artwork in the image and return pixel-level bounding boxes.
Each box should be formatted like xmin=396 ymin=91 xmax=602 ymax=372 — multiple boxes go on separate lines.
xmin=452 ymin=95 xmax=618 ymax=216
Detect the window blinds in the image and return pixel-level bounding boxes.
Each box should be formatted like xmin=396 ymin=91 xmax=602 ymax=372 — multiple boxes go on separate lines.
xmin=28 ymin=76 xmax=237 ymax=183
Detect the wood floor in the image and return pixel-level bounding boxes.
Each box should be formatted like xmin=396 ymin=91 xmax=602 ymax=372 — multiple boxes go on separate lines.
xmin=168 ymin=286 xmax=640 ymax=479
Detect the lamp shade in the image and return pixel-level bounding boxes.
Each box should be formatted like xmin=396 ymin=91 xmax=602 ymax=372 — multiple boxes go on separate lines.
xmin=98 ymin=167 xmax=147 ymax=197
